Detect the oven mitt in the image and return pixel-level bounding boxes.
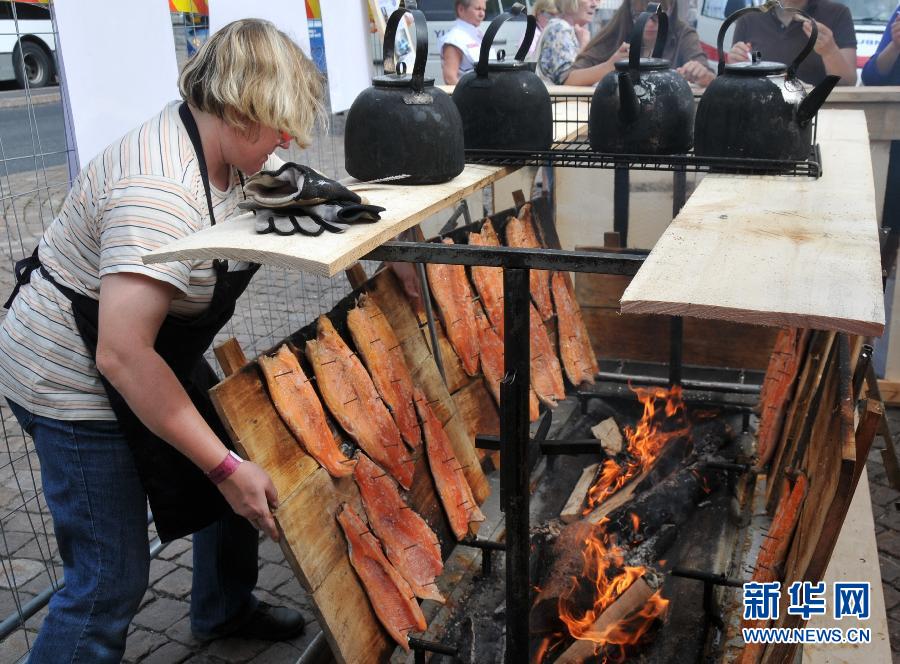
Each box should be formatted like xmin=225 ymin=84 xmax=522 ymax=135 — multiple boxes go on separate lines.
xmin=253 ymin=201 xmax=387 ymax=236
xmin=254 ymin=213 xmax=326 ymax=237
xmin=240 ymin=162 xmax=365 ymax=209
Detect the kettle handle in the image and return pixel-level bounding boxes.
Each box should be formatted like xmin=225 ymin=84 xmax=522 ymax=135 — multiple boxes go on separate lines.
xmin=476 ymin=3 xmax=536 ymax=77
xmin=715 ymin=1 xmax=817 ymax=79
xmin=628 ymin=3 xmax=669 ymax=85
xmin=383 ymin=5 xmax=428 ymax=92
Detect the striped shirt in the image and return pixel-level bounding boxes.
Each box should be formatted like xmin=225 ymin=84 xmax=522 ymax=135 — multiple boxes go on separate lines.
xmin=0 ymin=101 xmax=272 ymax=420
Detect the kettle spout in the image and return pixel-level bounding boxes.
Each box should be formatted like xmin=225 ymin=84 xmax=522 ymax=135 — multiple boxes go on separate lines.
xmin=617 ymin=72 xmax=640 ymax=125
xmin=797 ymin=75 xmax=840 ymax=126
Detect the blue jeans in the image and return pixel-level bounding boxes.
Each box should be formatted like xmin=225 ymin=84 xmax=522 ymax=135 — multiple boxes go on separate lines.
xmin=8 ymin=400 xmax=259 ymax=664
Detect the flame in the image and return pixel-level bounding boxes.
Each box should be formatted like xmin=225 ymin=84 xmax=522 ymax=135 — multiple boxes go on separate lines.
xmin=554 ymin=519 xmax=669 ymax=662
xmin=583 ymin=385 xmax=689 ymax=515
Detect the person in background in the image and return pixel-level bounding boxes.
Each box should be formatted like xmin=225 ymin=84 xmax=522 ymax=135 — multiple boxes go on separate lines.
xmin=529 ymin=0 xmax=560 ymax=57
xmin=0 ymin=20 xmax=325 ymax=663
xmin=861 ymin=5 xmax=900 ymax=259
xmin=572 ymin=0 xmax=716 ymax=86
xmin=861 ymin=2 xmax=900 ymax=84
xmin=728 ymin=0 xmax=857 ymax=85
xmin=538 ymin=0 xmax=608 ymax=85
xmin=441 ymin=0 xmax=491 ymax=84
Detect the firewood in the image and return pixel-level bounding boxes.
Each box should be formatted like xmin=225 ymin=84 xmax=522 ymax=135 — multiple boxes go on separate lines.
xmin=531 ymin=462 xmax=718 ymax=634
xmin=561 ymin=463 xmax=600 ymax=524
xmin=591 ymin=418 xmax=623 ymax=454
xmin=554 ymin=575 xmax=657 ymax=664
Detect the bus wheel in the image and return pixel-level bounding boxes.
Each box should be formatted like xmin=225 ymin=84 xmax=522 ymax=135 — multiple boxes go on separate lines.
xmin=14 ymin=42 xmax=52 ymax=89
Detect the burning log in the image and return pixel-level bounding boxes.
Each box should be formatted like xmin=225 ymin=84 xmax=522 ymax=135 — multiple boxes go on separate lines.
xmin=553 ymin=575 xmax=663 ymax=664
xmin=531 ymin=462 xmax=721 ymax=634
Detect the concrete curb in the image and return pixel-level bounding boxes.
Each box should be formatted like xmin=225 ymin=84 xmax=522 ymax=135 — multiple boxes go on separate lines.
xmin=0 ymin=90 xmax=60 ymax=110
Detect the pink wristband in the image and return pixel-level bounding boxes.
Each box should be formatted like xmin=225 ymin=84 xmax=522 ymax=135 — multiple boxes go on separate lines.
xmin=207 ymin=450 xmax=243 ymax=484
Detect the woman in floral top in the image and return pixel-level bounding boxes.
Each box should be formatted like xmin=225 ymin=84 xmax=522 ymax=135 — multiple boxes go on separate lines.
xmin=538 ymin=0 xmax=628 ymax=85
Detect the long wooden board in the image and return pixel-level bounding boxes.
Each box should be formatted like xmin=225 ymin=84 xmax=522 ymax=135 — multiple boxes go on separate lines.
xmin=208 ymin=269 xmax=489 ymax=664
xmin=620 ymin=110 xmax=884 ymax=336
xmin=142 ymin=164 xmax=513 ymax=277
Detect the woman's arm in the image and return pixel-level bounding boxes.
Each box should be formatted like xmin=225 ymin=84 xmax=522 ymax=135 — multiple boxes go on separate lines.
xmin=564 ymin=41 xmax=630 ymax=85
xmin=862 ymin=13 xmax=900 ymax=83
xmin=96 ymin=272 xmax=280 ymax=539
xmin=442 ymin=44 xmax=462 ymax=85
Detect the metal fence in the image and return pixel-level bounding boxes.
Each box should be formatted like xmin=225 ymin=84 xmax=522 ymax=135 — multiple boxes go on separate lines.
xmin=0 ymin=10 xmax=357 ymax=662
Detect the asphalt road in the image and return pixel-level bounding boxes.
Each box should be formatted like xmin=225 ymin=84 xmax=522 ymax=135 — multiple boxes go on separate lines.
xmin=0 ymin=96 xmax=67 ymax=175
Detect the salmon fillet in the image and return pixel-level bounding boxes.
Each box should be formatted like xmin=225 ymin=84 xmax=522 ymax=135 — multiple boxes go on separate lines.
xmin=468 ymin=221 xmax=505 ymax=335
xmin=336 ymin=504 xmax=427 ymax=651
xmin=551 ymin=272 xmax=599 ymax=387
xmin=476 ymin=313 xmax=540 ymax=422
xmin=504 ymin=205 xmax=553 ymax=322
xmin=529 ymin=302 xmax=566 ymax=408
xmin=425 ymin=238 xmax=480 ymax=377
xmin=306 ymin=316 xmax=415 ymax=489
xmin=346 ymin=295 xmax=421 ymax=450
xmin=258 ymin=345 xmax=356 ymax=478
xmin=354 ymin=453 xmax=444 ymax=602
xmin=414 ymin=389 xmax=485 ymax=540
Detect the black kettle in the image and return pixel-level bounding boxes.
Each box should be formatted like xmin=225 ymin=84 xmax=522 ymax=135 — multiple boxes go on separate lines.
xmin=694 ymin=3 xmax=839 ymax=161
xmin=451 ymin=3 xmax=552 ymax=151
xmin=588 ymin=3 xmax=694 ymax=155
xmin=344 ymin=6 xmax=465 ymax=184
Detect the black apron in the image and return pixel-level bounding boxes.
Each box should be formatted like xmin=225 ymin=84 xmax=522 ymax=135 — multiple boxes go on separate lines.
xmin=5 ymin=103 xmax=259 ymax=542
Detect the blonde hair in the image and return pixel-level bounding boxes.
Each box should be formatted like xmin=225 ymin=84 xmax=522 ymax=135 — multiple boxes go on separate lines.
xmin=532 ymin=0 xmax=559 ymax=15
xmin=555 ymin=0 xmax=581 ymax=14
xmin=179 ymin=19 xmax=325 ymax=148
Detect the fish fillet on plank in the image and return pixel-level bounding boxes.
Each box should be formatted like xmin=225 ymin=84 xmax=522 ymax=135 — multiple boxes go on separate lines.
xmin=476 ymin=313 xmax=540 ymax=422
xmin=258 ymin=345 xmax=356 ymax=478
xmin=551 ymin=272 xmax=599 ymax=386
xmin=354 ymin=453 xmax=444 ymax=602
xmin=468 ymin=221 xmax=505 ymax=335
xmin=425 ymin=238 xmax=480 ymax=377
xmin=505 ymin=204 xmax=553 ymax=321
xmin=414 ymin=389 xmax=485 ymax=540
xmin=529 ymin=302 xmax=566 ymax=408
xmin=306 ymin=316 xmax=415 ymax=489
xmin=347 ymin=294 xmax=421 ymax=450
xmin=336 ymin=504 xmax=427 ymax=651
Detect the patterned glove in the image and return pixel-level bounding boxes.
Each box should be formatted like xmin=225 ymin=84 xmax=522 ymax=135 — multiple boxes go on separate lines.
xmin=241 ymin=162 xmax=364 ymax=210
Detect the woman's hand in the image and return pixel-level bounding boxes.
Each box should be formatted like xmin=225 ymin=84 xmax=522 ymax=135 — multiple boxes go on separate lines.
xmin=575 ymin=24 xmax=591 ymax=50
xmin=607 ymin=41 xmax=630 ymax=65
xmin=217 ymin=460 xmax=281 ymax=540
xmin=800 ymin=17 xmax=857 ymax=84
xmin=677 ymin=60 xmax=715 ymax=87
xmin=728 ymin=41 xmax=752 ymax=63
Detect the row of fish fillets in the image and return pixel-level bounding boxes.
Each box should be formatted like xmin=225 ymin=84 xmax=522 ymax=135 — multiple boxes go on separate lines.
xmin=427 ymin=203 xmax=599 ymax=413
xmin=257 ymin=295 xmax=484 ymax=651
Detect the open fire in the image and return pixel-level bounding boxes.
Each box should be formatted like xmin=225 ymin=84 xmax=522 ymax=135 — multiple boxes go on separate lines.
xmin=582 ymin=386 xmax=691 ymax=515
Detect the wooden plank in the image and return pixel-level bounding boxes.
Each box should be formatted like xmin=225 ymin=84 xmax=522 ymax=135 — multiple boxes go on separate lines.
xmin=620 ymin=110 xmax=885 ymax=336
xmin=367 ymin=268 xmax=490 ymax=503
xmin=143 ymin=163 xmax=515 ymax=277
xmin=765 ymin=332 xmax=835 ymax=511
xmin=451 ymin=378 xmax=500 ymax=439
xmin=803 ymin=472 xmax=893 ymax=664
xmin=560 ymin=463 xmax=599 ymax=524
xmin=213 ymin=337 xmax=248 ymax=378
xmin=876 ymin=379 xmax=900 ymax=406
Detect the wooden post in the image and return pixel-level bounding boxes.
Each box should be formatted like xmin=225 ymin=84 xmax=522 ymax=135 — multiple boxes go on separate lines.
xmin=214 ymin=338 xmax=247 ymax=377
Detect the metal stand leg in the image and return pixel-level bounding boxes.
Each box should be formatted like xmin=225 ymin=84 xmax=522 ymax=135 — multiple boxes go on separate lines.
xmin=415 ymin=261 xmax=447 ymax=382
xmin=501 ymin=267 xmax=531 ymax=664
xmin=673 ymin=167 xmax=687 ymax=217
xmin=669 ymin=315 xmax=683 ymax=387
xmin=614 ymin=166 xmax=630 ymax=247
